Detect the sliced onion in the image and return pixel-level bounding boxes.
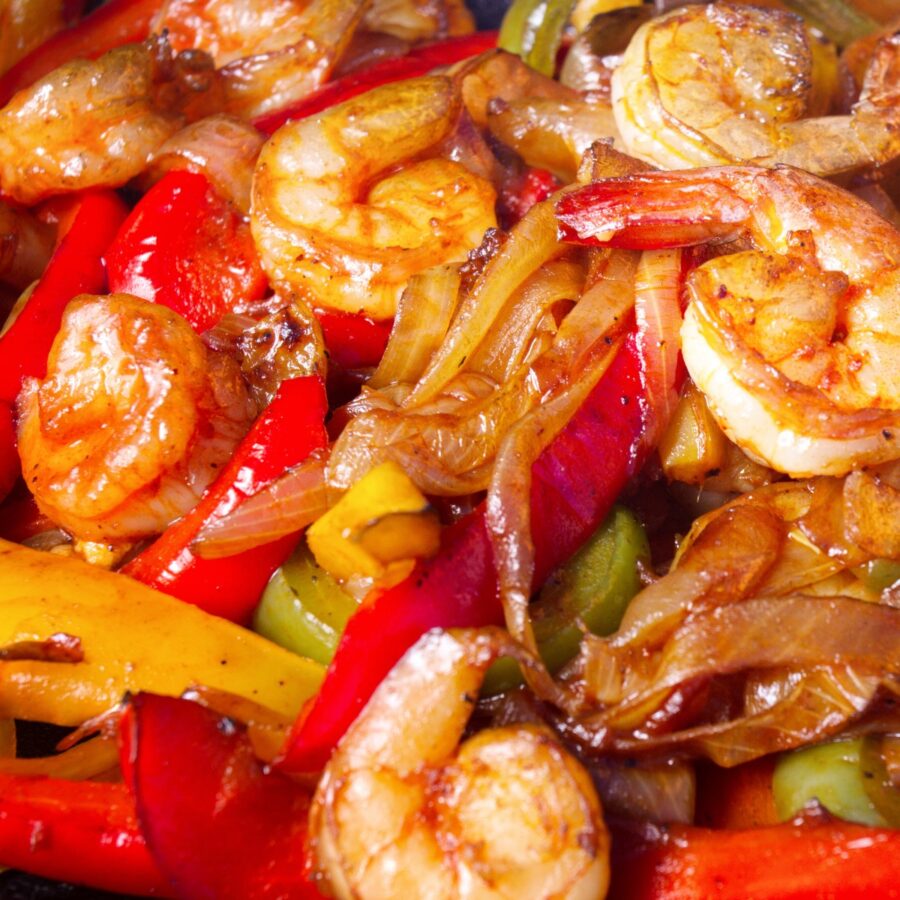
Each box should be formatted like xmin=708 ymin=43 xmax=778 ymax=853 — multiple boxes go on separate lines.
xmin=487 ymin=96 xmax=620 ymax=182
xmin=193 ymin=452 xmax=330 ymax=558
xmin=633 ymin=248 xmax=683 ymax=450
xmin=405 ymin=196 xmax=567 ymax=406
xmin=467 ymin=258 xmax=584 ymax=383
xmin=590 ymin=757 xmax=695 ymax=824
xmin=0 ymin=737 xmax=119 ymax=780
xmin=369 ymin=264 xmax=461 ymax=388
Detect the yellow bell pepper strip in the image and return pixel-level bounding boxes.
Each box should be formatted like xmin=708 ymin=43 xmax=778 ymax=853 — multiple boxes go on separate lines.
xmin=254 ymin=545 xmax=359 ymax=666
xmin=306 ymin=460 xmax=440 ymax=582
xmin=658 ymin=381 xmax=727 ymax=484
xmin=0 ymin=773 xmax=174 ymax=897
xmin=0 ymin=539 xmax=323 ymax=727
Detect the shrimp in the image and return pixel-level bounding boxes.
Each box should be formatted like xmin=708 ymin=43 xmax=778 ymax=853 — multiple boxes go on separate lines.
xmin=0 ymin=35 xmax=220 ymax=205
xmin=557 ymin=164 xmax=900 ymax=477
xmin=310 ymin=627 xmax=609 ymax=900
xmin=17 ymin=294 xmax=256 ymax=543
xmin=362 ymin=0 xmax=474 ymax=42
xmin=611 ymin=2 xmax=900 ymax=176
xmin=154 ymin=0 xmax=370 ymax=118
xmin=251 ymin=75 xmax=497 ymax=318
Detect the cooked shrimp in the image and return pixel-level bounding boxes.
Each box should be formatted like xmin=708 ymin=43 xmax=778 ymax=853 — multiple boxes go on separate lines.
xmin=17 ymin=294 xmax=255 ymax=543
xmin=0 ymin=0 xmax=65 ymax=77
xmin=252 ymin=75 xmax=496 ymax=318
xmin=557 ymin=165 xmax=900 ymax=477
xmin=155 ymin=0 xmax=369 ymax=118
xmin=362 ymin=0 xmax=474 ymax=42
xmin=311 ymin=627 xmax=609 ymax=900
xmin=0 ymin=201 xmax=54 ymax=290
xmin=611 ymin=2 xmax=900 ymax=176
xmin=0 ymin=35 xmax=220 ymax=204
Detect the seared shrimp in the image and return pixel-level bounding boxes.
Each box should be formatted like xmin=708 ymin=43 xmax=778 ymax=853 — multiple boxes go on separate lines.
xmin=311 ymin=628 xmax=609 ymax=900
xmin=612 ymin=3 xmax=900 ymax=176
xmin=155 ymin=0 xmax=369 ymax=118
xmin=17 ymin=295 xmax=255 ymax=542
xmin=0 ymin=35 xmax=220 ymax=204
xmin=252 ymin=76 xmax=496 ymax=318
xmin=558 ymin=165 xmax=900 ymax=477
xmin=363 ymin=0 xmax=474 ymax=41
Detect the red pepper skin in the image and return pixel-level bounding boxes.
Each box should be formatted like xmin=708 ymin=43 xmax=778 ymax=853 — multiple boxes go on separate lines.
xmin=254 ymin=31 xmax=499 ymax=135
xmin=609 ymin=817 xmax=900 ymax=900
xmin=0 ymin=189 xmax=128 ymax=405
xmin=125 ymin=693 xmax=324 ymax=899
xmin=123 ymin=376 xmax=328 ymax=624
xmin=315 ymin=308 xmax=393 ymax=371
xmin=107 ymin=170 xmax=267 ymax=333
xmin=0 ymin=403 xmax=19 ymax=503
xmin=0 ymin=0 xmax=164 ymax=106
xmin=280 ymin=333 xmax=653 ymax=773
xmin=0 ymin=773 xmax=173 ymax=897
xmin=497 ymin=167 xmax=561 ymax=229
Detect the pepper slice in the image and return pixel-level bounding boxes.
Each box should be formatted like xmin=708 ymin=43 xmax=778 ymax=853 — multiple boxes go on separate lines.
xmin=0 ymin=0 xmax=164 ymax=106
xmin=124 ymin=692 xmax=323 ymax=899
xmin=107 ymin=170 xmax=267 ymax=333
xmin=0 ymin=403 xmax=18 ymax=503
xmin=253 ymin=31 xmax=499 ymax=135
xmin=609 ymin=816 xmax=900 ymax=900
xmin=280 ymin=331 xmax=656 ymax=773
xmin=0 ymin=773 xmax=173 ymax=897
xmin=0 ymin=189 xmax=128 ymax=405
xmin=483 ymin=504 xmax=649 ymax=694
xmin=124 ymin=376 xmax=329 ymax=624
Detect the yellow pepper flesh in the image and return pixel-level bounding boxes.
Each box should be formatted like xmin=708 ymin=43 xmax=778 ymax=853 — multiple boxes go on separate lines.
xmin=0 ymin=539 xmax=323 ymax=727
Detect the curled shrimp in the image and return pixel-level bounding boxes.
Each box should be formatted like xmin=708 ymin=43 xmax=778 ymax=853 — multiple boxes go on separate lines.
xmin=155 ymin=0 xmax=369 ymax=118
xmin=0 ymin=35 xmax=220 ymax=204
xmin=17 ymin=294 xmax=256 ymax=543
xmin=251 ymin=75 xmax=497 ymax=318
xmin=611 ymin=2 xmax=900 ymax=176
xmin=311 ymin=627 xmax=609 ymax=900
xmin=558 ymin=164 xmax=900 ymax=477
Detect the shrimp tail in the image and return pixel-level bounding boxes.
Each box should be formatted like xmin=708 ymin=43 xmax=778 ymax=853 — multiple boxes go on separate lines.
xmin=556 ymin=170 xmax=752 ymax=249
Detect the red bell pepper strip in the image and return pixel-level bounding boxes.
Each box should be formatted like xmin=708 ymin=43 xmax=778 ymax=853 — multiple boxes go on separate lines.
xmin=107 ymin=170 xmax=267 ymax=333
xmin=497 ymin=166 xmax=561 ymax=229
xmin=0 ymin=0 xmax=164 ymax=107
xmin=695 ymin=758 xmax=780 ymax=830
xmin=0 ymin=773 xmax=173 ymax=897
xmin=316 ymin=308 xmax=393 ymax=371
xmin=0 ymin=189 xmax=127 ymax=405
xmin=608 ymin=816 xmax=900 ymax=900
xmin=123 ymin=693 xmax=323 ymax=899
xmin=279 ymin=331 xmax=654 ymax=773
xmin=254 ymin=31 xmax=499 ymax=135
xmin=0 ymin=403 xmax=19 ymax=503
xmin=123 ymin=376 xmax=328 ymax=624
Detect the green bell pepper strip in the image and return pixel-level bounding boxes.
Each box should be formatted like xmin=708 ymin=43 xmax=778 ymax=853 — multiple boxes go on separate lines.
xmin=483 ymin=504 xmax=648 ymax=694
xmin=498 ymin=0 xmax=577 ymax=76
xmin=254 ymin=545 xmax=359 ymax=666
xmin=773 ymin=739 xmax=890 ymax=827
